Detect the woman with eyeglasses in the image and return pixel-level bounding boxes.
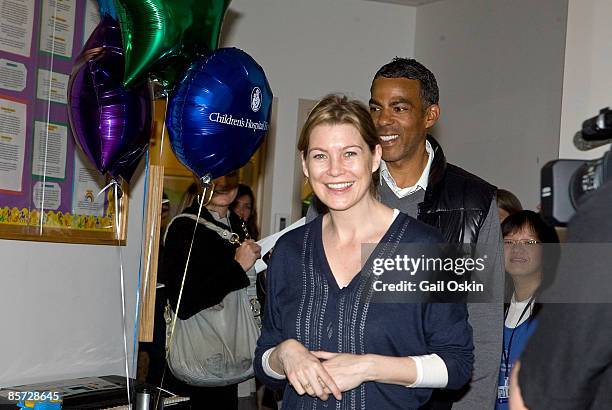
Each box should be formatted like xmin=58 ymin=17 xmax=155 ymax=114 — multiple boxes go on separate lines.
xmin=496 ymin=210 xmax=559 ymax=409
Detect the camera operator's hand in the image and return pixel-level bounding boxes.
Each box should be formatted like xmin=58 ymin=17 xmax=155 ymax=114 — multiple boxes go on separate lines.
xmin=235 ymin=239 xmax=261 ymax=271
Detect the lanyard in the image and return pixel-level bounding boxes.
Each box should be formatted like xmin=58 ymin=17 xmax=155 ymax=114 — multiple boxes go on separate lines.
xmin=502 ymin=297 xmax=534 ymax=378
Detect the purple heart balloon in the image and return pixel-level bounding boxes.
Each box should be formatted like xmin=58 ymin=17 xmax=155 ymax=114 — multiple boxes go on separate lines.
xmin=68 ymin=15 xmax=152 ymax=180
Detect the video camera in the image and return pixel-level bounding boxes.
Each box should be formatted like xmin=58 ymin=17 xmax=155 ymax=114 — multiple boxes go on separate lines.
xmin=541 ymin=107 xmax=612 ymax=226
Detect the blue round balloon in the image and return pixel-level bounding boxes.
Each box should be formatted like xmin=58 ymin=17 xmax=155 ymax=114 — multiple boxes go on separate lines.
xmin=166 ymin=47 xmax=273 ymax=179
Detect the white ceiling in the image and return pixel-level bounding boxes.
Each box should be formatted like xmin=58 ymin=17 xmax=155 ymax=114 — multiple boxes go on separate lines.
xmin=363 ymin=0 xmax=445 ymax=6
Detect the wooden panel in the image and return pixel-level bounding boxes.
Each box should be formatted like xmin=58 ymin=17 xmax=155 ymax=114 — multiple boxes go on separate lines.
xmin=155 ymin=99 xmax=192 ymax=177
xmin=138 ymin=165 xmax=164 ymax=342
xmin=138 ymin=99 xmax=167 ymax=342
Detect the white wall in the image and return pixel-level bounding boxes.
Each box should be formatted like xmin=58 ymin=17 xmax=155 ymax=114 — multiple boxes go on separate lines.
xmin=221 ymin=0 xmax=417 ymax=234
xmin=0 ymin=167 xmax=145 ymax=386
xmin=414 ymin=0 xmax=568 ymax=209
xmin=558 ymin=0 xmax=612 ymax=159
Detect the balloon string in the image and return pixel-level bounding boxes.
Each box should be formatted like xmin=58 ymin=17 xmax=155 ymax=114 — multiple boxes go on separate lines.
xmin=142 ymin=90 xmax=169 ymax=341
xmin=147 ymin=92 xmax=169 ymax=305
xmin=38 ymin=0 xmax=59 ymax=235
xmin=141 ymin=160 xmax=158 ymax=347
xmin=148 ymin=96 xmax=170 ymax=410
xmin=97 ymin=180 xmax=117 ymax=198
xmin=159 ymin=94 xmax=168 ymax=160
xmin=114 ymin=182 xmax=132 ymax=407
xmin=159 ymin=185 xmax=209 ymax=402
xmin=150 ymin=94 xmax=169 ymax=313
xmin=131 ymin=152 xmax=150 ymax=385
xmin=142 ymin=94 xmax=168 ymax=309
xmin=151 ymin=91 xmax=169 ymax=409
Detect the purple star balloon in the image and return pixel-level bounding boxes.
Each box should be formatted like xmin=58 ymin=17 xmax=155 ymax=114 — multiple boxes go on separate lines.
xmin=68 ymin=15 xmax=152 ymax=182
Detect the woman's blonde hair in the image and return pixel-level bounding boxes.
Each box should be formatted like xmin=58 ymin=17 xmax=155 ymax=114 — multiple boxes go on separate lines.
xmin=298 ymin=94 xmax=380 ymax=195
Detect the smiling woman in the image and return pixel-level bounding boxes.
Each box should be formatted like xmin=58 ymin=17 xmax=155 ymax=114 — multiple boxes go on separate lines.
xmin=253 ymin=94 xmax=474 ymax=410
xmin=496 ymin=210 xmax=560 ymax=409
xmin=298 ymin=95 xmax=382 ymax=201
xmin=301 ymin=123 xmax=379 ymax=213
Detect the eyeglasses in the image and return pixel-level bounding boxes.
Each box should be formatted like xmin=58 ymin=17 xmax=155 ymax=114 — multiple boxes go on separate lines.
xmin=503 ymin=239 xmax=541 ymax=247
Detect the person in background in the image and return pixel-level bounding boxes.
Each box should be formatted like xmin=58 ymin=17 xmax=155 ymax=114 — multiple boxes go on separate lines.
xmin=158 ymin=171 xmax=261 ymax=409
xmin=496 ymin=211 xmax=559 ymax=409
xmin=496 ymin=189 xmax=523 ymax=223
xmin=232 ymin=183 xmax=260 ymax=240
xmin=231 ymin=184 xmax=276 ymax=409
xmin=255 ymin=94 xmax=473 ymax=409
xmin=369 ymin=57 xmax=502 ymax=410
xmin=176 ymin=182 xmax=199 ymax=215
xmin=227 ymin=183 xmax=260 ymax=321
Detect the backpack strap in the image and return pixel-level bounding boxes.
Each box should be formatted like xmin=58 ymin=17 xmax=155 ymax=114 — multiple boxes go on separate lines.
xmin=164 ymin=213 xmax=240 ymax=245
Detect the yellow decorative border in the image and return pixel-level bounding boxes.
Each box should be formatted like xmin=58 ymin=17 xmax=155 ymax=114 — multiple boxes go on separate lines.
xmin=0 ymin=189 xmax=120 ymax=231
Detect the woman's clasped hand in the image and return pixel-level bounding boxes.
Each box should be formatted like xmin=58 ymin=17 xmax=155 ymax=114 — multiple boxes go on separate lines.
xmin=273 ymin=339 xmax=342 ymax=401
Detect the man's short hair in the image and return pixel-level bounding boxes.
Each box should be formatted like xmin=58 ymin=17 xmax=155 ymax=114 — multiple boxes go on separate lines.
xmin=496 ymin=188 xmax=523 ymax=216
xmin=374 ymin=58 xmax=439 ymax=107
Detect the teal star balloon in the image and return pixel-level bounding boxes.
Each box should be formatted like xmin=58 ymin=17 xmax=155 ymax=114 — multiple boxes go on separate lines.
xmin=116 ymin=0 xmax=231 ymax=89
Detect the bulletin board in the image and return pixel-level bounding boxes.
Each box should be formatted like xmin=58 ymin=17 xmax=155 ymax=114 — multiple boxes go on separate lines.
xmin=0 ymin=0 xmax=128 ymax=245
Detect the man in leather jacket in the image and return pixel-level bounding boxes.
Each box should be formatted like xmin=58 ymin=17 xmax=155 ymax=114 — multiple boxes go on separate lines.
xmin=368 ymin=58 xmax=504 ymax=409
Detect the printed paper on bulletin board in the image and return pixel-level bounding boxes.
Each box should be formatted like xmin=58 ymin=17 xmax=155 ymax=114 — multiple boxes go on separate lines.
xmin=0 ymin=0 xmax=128 ymax=245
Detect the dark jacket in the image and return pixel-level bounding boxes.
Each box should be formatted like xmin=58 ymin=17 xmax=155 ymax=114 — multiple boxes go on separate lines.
xmin=520 ymin=180 xmax=612 ymax=409
xmin=160 ymin=203 xmax=249 ymax=320
xmin=415 ymin=136 xmax=497 ymax=410
xmin=417 ymin=136 xmax=496 ymax=245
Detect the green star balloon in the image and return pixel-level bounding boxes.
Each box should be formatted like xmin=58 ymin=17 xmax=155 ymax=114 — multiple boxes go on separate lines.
xmin=116 ymin=0 xmax=231 ymax=89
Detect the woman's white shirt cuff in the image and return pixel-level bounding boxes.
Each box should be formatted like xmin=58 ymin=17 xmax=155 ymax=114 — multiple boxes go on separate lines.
xmin=262 ymin=347 xmax=286 ymax=380
xmin=407 ymin=354 xmax=448 ymax=388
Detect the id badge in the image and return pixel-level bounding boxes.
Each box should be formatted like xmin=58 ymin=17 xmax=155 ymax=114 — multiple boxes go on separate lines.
xmin=497 ymin=376 xmax=509 ymax=403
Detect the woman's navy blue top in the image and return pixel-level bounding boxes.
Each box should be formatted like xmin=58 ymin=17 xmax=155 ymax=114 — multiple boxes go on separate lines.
xmin=254 ymin=213 xmax=474 ymax=410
